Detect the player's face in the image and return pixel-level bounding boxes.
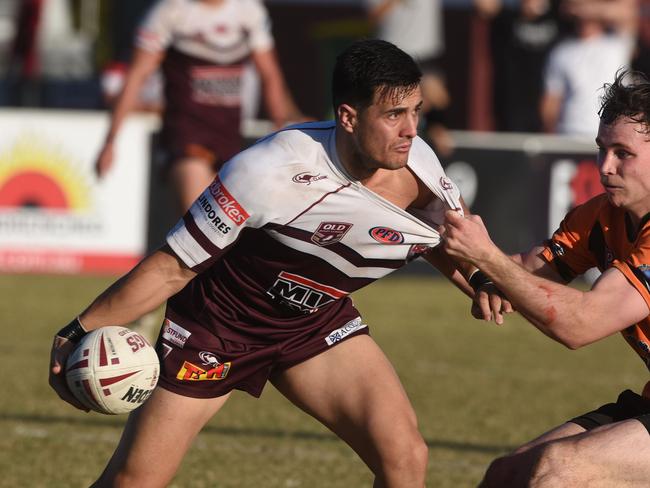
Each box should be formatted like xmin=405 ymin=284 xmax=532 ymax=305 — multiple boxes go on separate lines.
xmin=597 ymin=116 xmax=650 ymax=223
xmin=352 ymin=85 xmax=423 ymax=173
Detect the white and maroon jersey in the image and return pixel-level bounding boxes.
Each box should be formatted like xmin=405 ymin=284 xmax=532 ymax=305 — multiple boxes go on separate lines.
xmin=166 ymin=122 xmax=462 ymax=341
xmin=135 ymin=0 xmax=274 ymax=157
xmin=136 ymin=0 xmax=273 ymax=66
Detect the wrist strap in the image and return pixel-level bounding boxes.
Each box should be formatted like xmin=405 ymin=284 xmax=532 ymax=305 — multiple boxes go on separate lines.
xmin=56 ymin=317 xmax=88 ymax=344
xmin=468 ymin=270 xmax=493 ymax=292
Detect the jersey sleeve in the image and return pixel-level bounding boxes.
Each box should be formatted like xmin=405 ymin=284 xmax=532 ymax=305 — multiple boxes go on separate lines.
xmin=611 ymin=226 xmax=650 ymax=309
xmin=539 ymin=199 xmax=600 ymax=281
xmin=135 ymin=0 xmax=178 ymax=53
xmin=166 ymin=135 xmax=287 ymax=272
xmin=244 ymin=0 xmax=274 ymax=53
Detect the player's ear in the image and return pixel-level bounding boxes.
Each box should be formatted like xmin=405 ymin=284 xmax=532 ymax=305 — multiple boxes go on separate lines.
xmin=337 ymin=104 xmax=357 ymax=133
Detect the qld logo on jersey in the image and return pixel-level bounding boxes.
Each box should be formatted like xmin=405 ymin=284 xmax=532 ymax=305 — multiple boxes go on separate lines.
xmin=267 ymin=271 xmax=347 ymax=313
xmin=311 ymin=222 xmax=352 ymax=246
xmin=369 ymin=226 xmax=404 ymax=244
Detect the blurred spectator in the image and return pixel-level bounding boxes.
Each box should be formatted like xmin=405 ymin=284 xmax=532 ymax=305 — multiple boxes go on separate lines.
xmin=632 ymin=0 xmax=650 ymax=74
xmin=12 ymin=0 xmax=101 ymax=108
xmin=476 ymin=0 xmax=565 ymax=132
xmin=540 ymin=0 xmax=637 ymax=136
xmin=0 ymin=0 xmax=19 ymax=105
xmin=364 ymin=0 xmax=453 ymax=157
xmin=95 ymin=0 xmax=306 ymax=214
xmin=11 ymin=0 xmax=101 ymax=108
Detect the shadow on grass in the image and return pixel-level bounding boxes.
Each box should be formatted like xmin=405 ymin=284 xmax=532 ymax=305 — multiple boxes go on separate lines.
xmin=2 ymin=412 xmax=512 ymax=454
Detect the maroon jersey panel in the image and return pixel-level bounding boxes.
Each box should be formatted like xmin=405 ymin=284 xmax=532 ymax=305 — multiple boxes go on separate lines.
xmin=167 ymin=228 xmax=377 ymax=344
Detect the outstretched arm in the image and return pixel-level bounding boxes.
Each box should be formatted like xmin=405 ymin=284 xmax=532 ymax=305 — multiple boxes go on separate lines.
xmin=442 ymin=210 xmax=650 ymax=347
xmin=49 ymin=245 xmax=197 ymax=410
xmin=95 ymin=47 xmax=164 ymax=177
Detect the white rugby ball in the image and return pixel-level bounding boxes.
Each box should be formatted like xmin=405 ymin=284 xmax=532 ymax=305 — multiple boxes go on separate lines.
xmin=65 ymin=326 xmax=160 ymax=415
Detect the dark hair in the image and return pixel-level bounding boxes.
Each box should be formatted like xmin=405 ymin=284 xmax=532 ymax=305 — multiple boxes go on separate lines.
xmin=599 ymin=69 xmax=650 ymax=133
xmin=331 ymin=39 xmax=422 ymax=114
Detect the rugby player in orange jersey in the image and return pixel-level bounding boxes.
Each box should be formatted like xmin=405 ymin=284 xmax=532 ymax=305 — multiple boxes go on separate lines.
xmin=443 ymin=70 xmax=650 ymax=487
xmin=49 ymin=39 xmax=509 ymax=487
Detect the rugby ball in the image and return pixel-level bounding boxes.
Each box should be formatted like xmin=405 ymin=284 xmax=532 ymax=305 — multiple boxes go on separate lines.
xmin=65 ymin=326 xmax=160 ymax=415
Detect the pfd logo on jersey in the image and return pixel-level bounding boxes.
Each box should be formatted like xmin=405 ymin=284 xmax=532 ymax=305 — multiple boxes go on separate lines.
xmin=311 ymin=222 xmax=352 ymax=246
xmin=369 ymin=227 xmax=404 ymax=244
xmin=292 ymin=172 xmax=327 ymax=185
xmin=267 ymin=271 xmax=347 ymax=313
xmin=207 ymin=177 xmax=249 ymax=226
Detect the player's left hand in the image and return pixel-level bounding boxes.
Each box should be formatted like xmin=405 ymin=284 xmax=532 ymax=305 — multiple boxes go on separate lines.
xmin=471 ymin=283 xmax=514 ymax=325
xmin=440 ymin=210 xmax=496 ymax=266
xmin=49 ymin=335 xmax=90 ymax=412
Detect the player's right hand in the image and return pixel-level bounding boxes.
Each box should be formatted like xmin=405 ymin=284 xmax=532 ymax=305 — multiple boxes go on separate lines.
xmin=95 ymin=142 xmax=115 ymax=178
xmin=471 ymin=283 xmax=514 ymax=325
xmin=48 ymin=335 xmax=90 ymax=412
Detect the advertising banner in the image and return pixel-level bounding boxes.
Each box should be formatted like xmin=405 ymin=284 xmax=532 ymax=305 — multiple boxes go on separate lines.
xmin=0 ymin=110 xmax=158 ymax=274
xmin=444 ymin=132 xmax=601 ymax=253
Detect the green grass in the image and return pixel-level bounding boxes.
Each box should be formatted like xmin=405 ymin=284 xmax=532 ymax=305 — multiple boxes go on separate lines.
xmin=0 ymin=274 xmax=646 ymax=487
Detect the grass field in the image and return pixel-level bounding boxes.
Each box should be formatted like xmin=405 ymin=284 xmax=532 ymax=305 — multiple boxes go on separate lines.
xmin=0 ymin=273 xmax=646 ymax=487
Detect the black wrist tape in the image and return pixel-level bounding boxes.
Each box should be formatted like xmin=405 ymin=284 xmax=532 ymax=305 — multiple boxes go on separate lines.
xmin=469 ymin=270 xmax=493 ymax=292
xmin=56 ymin=317 xmax=88 ymax=344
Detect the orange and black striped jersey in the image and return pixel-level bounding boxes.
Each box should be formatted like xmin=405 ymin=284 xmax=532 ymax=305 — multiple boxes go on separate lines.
xmin=540 ymin=193 xmax=650 ymax=371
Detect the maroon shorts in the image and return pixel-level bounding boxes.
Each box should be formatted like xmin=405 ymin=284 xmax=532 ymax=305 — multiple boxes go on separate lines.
xmin=154 ymin=314 xmax=370 ymax=398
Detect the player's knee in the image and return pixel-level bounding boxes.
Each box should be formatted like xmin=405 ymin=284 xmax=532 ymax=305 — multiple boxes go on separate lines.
xmin=380 ymin=430 xmax=428 ymax=477
xmin=528 ymin=442 xmax=578 ymax=488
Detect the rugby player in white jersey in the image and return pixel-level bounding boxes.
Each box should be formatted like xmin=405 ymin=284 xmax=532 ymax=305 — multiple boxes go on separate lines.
xmin=49 ymin=39 xmax=508 ymax=487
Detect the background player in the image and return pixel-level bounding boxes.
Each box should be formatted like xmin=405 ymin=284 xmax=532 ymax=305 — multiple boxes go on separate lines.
xmin=95 ymin=0 xmax=305 ymax=213
xmin=442 ymin=70 xmax=650 ymax=487
xmin=49 ymin=40 xmax=503 ymax=487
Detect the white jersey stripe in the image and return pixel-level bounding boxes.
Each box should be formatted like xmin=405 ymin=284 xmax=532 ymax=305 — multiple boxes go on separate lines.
xmin=167 ymin=220 xmax=212 ymax=268
xmin=266 ymin=229 xmax=402 ymax=279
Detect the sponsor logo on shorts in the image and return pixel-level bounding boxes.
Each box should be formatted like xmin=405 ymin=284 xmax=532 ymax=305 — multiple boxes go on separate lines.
xmin=162 ymin=319 xmax=191 ymax=348
xmin=292 ymin=172 xmax=327 ymax=185
xmin=369 ymin=226 xmax=404 ymax=244
xmin=207 ymin=177 xmax=249 ymax=226
xmin=267 ymin=271 xmax=347 ymax=313
xmin=325 ymin=317 xmax=367 ymax=346
xmin=311 ymin=222 xmax=352 ymax=246
xmin=176 ymin=359 xmax=231 ymax=381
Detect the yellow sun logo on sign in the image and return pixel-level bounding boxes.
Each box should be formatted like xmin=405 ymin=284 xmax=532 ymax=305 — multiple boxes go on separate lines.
xmin=0 ymin=136 xmax=92 ymax=211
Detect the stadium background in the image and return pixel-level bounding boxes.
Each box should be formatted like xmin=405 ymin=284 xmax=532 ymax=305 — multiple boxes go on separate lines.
xmin=0 ymin=1 xmax=641 ymax=487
